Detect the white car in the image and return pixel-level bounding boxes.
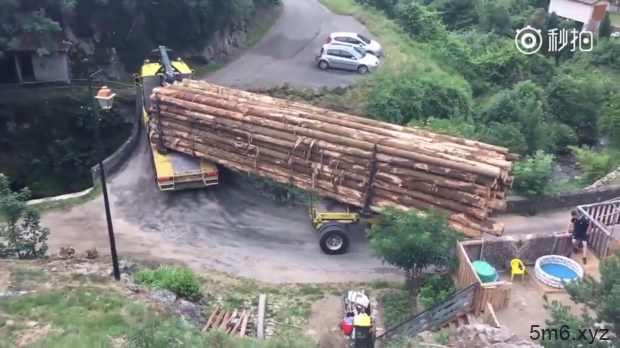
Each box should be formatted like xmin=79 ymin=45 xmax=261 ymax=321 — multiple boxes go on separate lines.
xmin=315 ymin=44 xmax=379 ymax=74
xmin=326 ymin=32 xmax=382 ymax=57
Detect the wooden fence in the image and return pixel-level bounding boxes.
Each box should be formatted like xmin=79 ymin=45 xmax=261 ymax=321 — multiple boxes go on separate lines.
xmin=578 ymin=200 xmax=620 ymax=259
xmin=456 ymin=240 xmax=512 ymax=315
xmin=377 ymin=283 xmax=477 ymax=342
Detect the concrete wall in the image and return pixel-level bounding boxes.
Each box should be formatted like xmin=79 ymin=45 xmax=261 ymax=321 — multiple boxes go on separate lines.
xmin=549 ymin=0 xmax=596 ymax=24
xmin=90 ymin=89 xmax=141 ymax=185
xmin=503 ymin=185 xmax=620 ymax=215
xmin=31 ymin=53 xmax=69 ymax=82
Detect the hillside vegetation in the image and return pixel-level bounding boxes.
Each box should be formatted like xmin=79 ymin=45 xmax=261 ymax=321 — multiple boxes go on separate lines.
xmin=316 ymin=0 xmax=620 ymax=197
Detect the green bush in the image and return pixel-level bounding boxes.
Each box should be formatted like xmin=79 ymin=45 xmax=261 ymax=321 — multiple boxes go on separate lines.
xmin=569 ymin=146 xmax=620 ymax=185
xmin=366 ymin=68 xmax=472 ymax=125
xmin=418 ymin=275 xmax=455 ymax=309
xmin=133 ymin=266 xmax=202 ymax=301
xmin=511 ymin=151 xmax=554 ymax=197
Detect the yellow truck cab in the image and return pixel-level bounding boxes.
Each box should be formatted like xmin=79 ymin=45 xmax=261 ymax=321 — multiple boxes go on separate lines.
xmin=137 ymin=46 xmax=218 ymax=190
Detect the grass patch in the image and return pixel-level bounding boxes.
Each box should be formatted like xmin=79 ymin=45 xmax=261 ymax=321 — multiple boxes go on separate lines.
xmin=610 ymin=12 xmax=620 ymax=26
xmin=0 ymin=286 xmax=316 ymax=347
xmin=194 ymin=4 xmax=284 ymax=77
xmin=133 ymin=265 xmax=202 ymax=301
xmin=378 ymin=290 xmax=416 ymax=328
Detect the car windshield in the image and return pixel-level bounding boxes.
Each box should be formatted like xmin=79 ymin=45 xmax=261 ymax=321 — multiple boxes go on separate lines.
xmin=352 ymin=47 xmax=366 ymax=58
xmin=357 ymin=34 xmax=371 ymax=44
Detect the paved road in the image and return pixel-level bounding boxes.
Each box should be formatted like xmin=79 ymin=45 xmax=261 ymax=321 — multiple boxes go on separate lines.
xmin=42 ymin=0 xmax=401 ymax=284
xmin=206 ymin=0 xmax=373 ymax=89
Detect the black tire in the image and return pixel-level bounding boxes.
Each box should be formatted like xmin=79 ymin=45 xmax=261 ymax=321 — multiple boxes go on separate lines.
xmin=318 ymin=60 xmax=329 ymax=70
xmin=319 ymin=222 xmax=349 ymax=255
xmin=357 ymin=65 xmax=369 ymax=74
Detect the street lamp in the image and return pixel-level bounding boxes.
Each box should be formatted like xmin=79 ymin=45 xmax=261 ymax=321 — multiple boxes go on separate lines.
xmin=87 ymin=69 xmax=121 ymax=281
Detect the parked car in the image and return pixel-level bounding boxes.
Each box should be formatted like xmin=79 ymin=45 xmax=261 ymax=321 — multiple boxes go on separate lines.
xmin=315 ymin=44 xmax=379 ymax=74
xmin=326 ymin=32 xmax=382 ymax=57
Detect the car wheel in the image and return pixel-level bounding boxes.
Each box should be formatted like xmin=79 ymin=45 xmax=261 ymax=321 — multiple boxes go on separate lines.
xmin=318 ymin=60 xmax=329 ymax=70
xmin=357 ymin=65 xmax=369 ymax=74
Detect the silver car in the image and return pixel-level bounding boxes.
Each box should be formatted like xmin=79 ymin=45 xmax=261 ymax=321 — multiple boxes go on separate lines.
xmin=315 ymin=44 xmax=379 ymax=74
xmin=326 ymin=32 xmax=382 ymax=57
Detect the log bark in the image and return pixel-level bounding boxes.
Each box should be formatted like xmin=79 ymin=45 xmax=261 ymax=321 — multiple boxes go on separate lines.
xmin=181 ymin=80 xmax=513 ymax=155
xmin=155 ymin=114 xmax=494 ymax=193
xmin=166 ymin=83 xmax=512 ymax=163
xmin=153 ymin=104 xmax=493 ymax=185
xmin=151 ymin=92 xmax=508 ymax=179
xmin=151 ymin=132 xmax=503 ymax=236
xmin=158 ymin=124 xmax=490 ymax=218
xmin=157 ymin=118 xmax=492 ymax=206
xmin=151 ymin=133 xmax=484 ymax=237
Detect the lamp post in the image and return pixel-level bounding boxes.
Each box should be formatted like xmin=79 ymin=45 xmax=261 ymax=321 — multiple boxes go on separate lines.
xmin=87 ymin=69 xmax=121 ymax=281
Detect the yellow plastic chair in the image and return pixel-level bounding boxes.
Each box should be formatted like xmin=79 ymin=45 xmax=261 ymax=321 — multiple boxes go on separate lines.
xmin=510 ymin=259 xmax=525 ymax=282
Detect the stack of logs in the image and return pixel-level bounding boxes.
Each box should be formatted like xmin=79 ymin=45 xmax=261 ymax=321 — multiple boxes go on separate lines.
xmin=148 ymin=79 xmax=518 ymax=237
xmin=202 ymin=306 xmax=250 ymax=337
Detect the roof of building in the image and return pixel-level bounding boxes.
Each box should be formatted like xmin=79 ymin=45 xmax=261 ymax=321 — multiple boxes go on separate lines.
xmin=567 ymin=0 xmax=607 ymax=5
xmin=7 ymin=34 xmax=71 ymax=53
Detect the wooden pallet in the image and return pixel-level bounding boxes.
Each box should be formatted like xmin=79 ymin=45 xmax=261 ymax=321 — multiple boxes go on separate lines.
xmin=201 ymin=305 xmax=250 ymax=337
xmin=440 ymin=312 xmax=482 ymax=332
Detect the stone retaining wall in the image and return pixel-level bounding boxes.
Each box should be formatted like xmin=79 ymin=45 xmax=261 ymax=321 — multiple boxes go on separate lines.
xmin=534 ymin=255 xmax=583 ymax=289
xmin=504 ymin=185 xmax=620 ymax=215
xmin=90 ymin=88 xmax=141 ymax=185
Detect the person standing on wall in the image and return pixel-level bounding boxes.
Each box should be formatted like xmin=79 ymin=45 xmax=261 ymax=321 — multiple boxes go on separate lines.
xmin=566 ymin=210 xmax=592 ymax=265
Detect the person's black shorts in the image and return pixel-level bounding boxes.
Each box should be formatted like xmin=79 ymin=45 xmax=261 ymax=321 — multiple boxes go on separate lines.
xmin=572 ymin=234 xmax=588 ymax=243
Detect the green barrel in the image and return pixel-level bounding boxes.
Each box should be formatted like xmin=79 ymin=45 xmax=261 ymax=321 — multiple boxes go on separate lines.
xmin=472 ymin=260 xmax=497 ymax=283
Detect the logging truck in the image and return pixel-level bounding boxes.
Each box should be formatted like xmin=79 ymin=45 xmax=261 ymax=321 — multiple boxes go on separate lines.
xmin=136 ymin=47 xmax=218 ymax=190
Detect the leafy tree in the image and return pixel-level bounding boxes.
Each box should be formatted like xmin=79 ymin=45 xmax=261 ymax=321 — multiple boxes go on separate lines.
xmin=598 ymin=91 xmax=620 ymax=148
xmin=599 ymin=12 xmax=612 ymax=39
xmin=366 ymin=69 xmax=472 ymax=124
xmin=546 ymin=72 xmax=605 ymax=146
xmin=427 ymin=0 xmax=478 ymax=31
xmin=367 ymin=208 xmax=460 ymax=294
xmin=395 ymin=2 xmax=449 ymax=43
xmin=475 ymin=0 xmax=514 ymax=37
xmin=589 ymin=39 xmax=620 ymax=71
xmin=542 ymin=251 xmax=620 ymax=347
xmin=0 ymin=174 xmax=49 ymax=259
xmin=476 ymin=81 xmax=564 ymax=155
xmin=510 ymin=150 xmax=554 ymax=197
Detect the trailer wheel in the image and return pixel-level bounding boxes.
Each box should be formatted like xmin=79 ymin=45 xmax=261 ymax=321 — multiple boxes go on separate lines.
xmin=319 ymin=222 xmax=349 ymax=255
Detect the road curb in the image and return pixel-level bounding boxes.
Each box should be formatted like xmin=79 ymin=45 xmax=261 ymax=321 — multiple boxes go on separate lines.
xmin=27 ymin=187 xmax=95 ymax=205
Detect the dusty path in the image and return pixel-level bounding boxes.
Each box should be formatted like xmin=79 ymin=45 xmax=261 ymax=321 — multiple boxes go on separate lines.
xmin=43 ymin=0 xmax=400 ymax=283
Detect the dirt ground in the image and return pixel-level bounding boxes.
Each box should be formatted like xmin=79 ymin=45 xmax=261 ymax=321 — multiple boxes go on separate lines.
xmin=306 ymin=296 xmax=349 ymax=347
xmin=494 ymin=251 xmax=600 ymax=341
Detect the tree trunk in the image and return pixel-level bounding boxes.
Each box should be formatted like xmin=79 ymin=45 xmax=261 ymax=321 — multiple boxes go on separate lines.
xmin=158 ymin=125 xmax=490 ymax=218
xmin=181 ymin=79 xmax=514 ymax=157
xmin=155 ymin=106 xmax=491 ymax=184
xmin=166 ymin=83 xmax=512 ymax=163
xmin=158 ymin=119 xmax=491 ymax=208
xmin=151 ymin=93 xmax=508 ymax=179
